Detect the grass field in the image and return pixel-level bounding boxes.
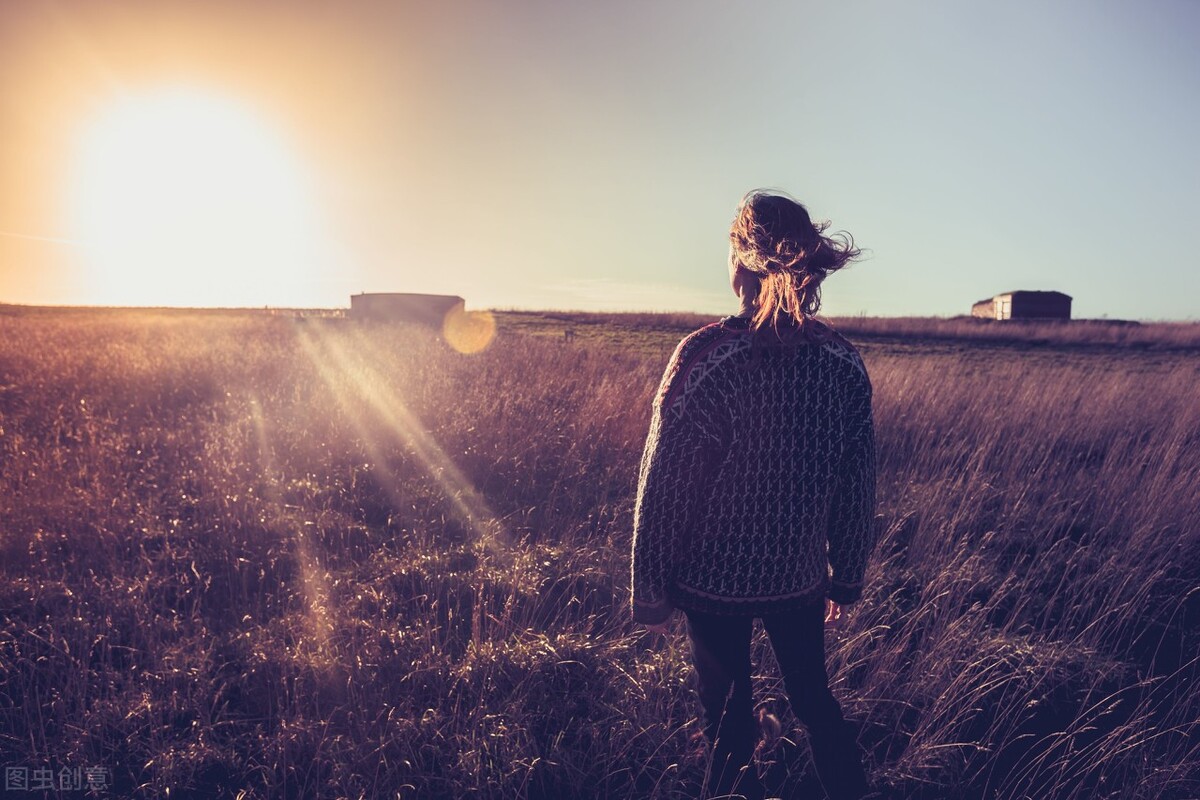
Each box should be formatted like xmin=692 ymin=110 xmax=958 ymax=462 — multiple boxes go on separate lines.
xmin=1 ymin=308 xmax=1198 ymax=799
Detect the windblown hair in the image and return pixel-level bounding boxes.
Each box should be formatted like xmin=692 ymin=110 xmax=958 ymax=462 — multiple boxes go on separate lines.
xmin=729 ymin=190 xmax=861 ymax=336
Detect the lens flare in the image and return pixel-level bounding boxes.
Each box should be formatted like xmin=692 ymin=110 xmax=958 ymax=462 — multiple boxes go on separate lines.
xmin=442 ymin=307 xmax=496 ymax=354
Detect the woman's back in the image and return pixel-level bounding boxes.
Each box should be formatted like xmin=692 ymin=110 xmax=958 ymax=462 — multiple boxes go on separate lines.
xmin=633 ymin=315 xmax=875 ymax=621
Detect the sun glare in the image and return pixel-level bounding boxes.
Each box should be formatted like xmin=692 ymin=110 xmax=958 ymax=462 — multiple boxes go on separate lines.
xmin=65 ymin=87 xmax=330 ymax=307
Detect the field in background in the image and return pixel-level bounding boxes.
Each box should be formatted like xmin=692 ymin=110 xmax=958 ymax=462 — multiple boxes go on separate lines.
xmin=496 ymin=309 xmax=1200 ymax=351
xmin=1 ymin=308 xmax=1198 ymax=799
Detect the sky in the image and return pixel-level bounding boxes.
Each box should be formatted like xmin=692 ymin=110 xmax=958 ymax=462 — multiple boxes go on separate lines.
xmin=1 ymin=0 xmax=1198 ymax=319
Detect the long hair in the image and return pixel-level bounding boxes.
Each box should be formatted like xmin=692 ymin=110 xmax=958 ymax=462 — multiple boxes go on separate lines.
xmin=729 ymin=190 xmax=861 ymax=337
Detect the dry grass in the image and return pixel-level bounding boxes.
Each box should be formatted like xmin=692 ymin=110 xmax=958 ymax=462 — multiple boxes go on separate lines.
xmin=831 ymin=315 xmax=1200 ymax=350
xmin=0 ymin=309 xmax=1197 ymax=799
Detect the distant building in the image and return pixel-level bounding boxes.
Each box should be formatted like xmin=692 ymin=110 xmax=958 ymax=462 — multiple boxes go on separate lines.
xmin=971 ymin=291 xmax=1072 ymax=320
xmin=349 ymin=293 xmax=465 ymax=324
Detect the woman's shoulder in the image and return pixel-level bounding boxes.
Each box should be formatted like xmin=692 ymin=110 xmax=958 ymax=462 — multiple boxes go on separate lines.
xmin=658 ymin=318 xmax=751 ymax=409
xmin=672 ymin=316 xmax=749 ymax=358
xmin=812 ymin=323 xmax=870 ymax=383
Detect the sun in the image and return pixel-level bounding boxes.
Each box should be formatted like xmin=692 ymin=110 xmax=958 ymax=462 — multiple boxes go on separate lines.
xmin=64 ymin=86 xmax=331 ymax=307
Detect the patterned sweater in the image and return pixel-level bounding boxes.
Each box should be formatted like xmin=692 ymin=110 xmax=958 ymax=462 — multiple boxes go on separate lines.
xmin=631 ymin=316 xmax=876 ymax=625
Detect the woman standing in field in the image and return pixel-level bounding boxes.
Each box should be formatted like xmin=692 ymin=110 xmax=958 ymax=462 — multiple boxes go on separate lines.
xmin=631 ymin=191 xmax=875 ymax=800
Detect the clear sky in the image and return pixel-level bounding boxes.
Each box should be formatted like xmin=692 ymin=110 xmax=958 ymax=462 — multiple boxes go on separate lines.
xmin=2 ymin=0 xmax=1197 ymax=318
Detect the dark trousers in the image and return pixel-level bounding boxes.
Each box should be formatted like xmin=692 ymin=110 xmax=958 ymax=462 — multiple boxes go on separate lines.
xmin=684 ymin=604 xmax=869 ymax=800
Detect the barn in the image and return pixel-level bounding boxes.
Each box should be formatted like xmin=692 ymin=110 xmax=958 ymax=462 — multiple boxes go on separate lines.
xmin=349 ymin=293 xmax=465 ymax=324
xmin=971 ymin=290 xmax=1072 ymax=321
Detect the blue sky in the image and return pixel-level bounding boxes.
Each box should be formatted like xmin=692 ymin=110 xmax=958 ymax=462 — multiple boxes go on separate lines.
xmin=2 ymin=0 xmax=1197 ymax=318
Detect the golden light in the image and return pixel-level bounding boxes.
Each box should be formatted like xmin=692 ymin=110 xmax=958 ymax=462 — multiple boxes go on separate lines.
xmin=292 ymin=322 xmax=508 ymax=555
xmin=64 ymin=86 xmax=328 ymax=307
xmin=443 ymin=306 xmax=497 ymax=354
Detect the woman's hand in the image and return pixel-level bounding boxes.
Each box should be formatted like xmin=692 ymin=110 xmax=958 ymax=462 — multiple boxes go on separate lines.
xmin=825 ymin=599 xmax=844 ymax=627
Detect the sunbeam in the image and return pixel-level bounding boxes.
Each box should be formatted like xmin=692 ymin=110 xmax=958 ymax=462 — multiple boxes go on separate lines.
xmin=248 ymin=394 xmax=335 ymax=666
xmin=291 ymin=324 xmax=420 ymax=519
xmin=291 ymin=322 xmax=508 ymax=557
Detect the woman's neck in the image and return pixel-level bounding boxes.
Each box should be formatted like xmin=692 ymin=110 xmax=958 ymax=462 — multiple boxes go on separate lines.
xmin=735 ymin=294 xmax=758 ymax=319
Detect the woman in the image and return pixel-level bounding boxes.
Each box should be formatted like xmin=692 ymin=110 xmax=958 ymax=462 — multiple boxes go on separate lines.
xmin=631 ymin=191 xmax=875 ymax=800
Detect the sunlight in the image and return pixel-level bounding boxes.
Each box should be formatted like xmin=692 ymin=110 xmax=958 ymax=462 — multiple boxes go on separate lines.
xmin=247 ymin=396 xmax=335 ymax=667
xmin=293 ymin=323 xmax=508 ymax=555
xmin=64 ymin=86 xmax=329 ymax=307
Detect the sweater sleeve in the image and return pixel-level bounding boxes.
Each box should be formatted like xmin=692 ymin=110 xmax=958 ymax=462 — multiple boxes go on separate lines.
xmin=630 ymin=339 xmax=725 ymax=625
xmin=827 ymin=372 xmax=877 ymax=605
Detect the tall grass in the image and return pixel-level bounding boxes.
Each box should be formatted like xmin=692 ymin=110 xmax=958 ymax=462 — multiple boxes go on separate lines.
xmin=0 ymin=310 xmax=1196 ymax=798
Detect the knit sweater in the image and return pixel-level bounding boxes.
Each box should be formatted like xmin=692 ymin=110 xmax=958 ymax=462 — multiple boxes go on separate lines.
xmin=630 ymin=316 xmax=876 ymax=625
